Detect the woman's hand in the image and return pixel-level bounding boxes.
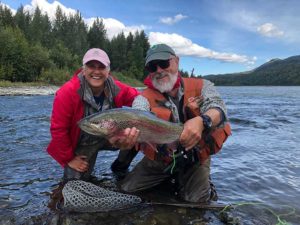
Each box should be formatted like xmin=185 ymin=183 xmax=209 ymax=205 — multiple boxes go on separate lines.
xmin=67 ymin=155 xmax=89 ymax=172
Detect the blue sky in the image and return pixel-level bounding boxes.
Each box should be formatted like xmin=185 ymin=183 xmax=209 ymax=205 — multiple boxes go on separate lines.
xmin=1 ymin=0 xmax=300 ymax=76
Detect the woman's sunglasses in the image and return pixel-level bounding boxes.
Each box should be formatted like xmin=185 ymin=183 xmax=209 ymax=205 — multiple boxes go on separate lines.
xmin=146 ymin=59 xmax=171 ymax=73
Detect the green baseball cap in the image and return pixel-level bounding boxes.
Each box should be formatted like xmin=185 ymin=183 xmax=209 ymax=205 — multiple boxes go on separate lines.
xmin=145 ymin=44 xmax=176 ymax=66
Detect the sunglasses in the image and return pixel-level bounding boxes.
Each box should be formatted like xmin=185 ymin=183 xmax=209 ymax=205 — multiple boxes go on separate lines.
xmin=146 ymin=59 xmax=171 ymax=73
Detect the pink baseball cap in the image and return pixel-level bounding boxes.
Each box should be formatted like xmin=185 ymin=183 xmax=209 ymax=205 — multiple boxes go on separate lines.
xmin=82 ymin=48 xmax=110 ymax=66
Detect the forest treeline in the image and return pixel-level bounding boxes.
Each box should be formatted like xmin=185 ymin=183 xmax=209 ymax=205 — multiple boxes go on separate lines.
xmin=204 ymin=56 xmax=300 ymax=86
xmin=2 ymin=4 xmax=299 ymax=87
xmin=0 ymin=4 xmax=172 ymax=85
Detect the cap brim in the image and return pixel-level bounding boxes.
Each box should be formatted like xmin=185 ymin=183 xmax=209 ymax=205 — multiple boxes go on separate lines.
xmin=83 ymin=57 xmax=109 ymax=67
xmin=145 ymin=52 xmax=172 ymax=65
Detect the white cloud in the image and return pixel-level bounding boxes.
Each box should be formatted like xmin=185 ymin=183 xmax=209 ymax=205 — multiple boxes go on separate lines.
xmin=0 ymin=2 xmax=16 ymax=14
xmin=4 ymin=0 xmax=256 ymax=65
xmin=149 ymin=32 xmax=256 ymax=65
xmin=159 ymin=14 xmax=187 ymax=25
xmin=85 ymin=17 xmax=148 ymax=40
xmin=20 ymin=0 xmax=147 ymax=40
xmin=24 ymin=0 xmax=76 ymax=20
xmin=209 ymin=1 xmax=297 ymax=42
xmin=257 ymin=23 xmax=284 ymax=37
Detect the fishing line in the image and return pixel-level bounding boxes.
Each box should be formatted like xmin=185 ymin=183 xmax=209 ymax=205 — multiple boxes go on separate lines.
xmin=170 ymin=150 xmax=176 ymax=174
xmin=220 ymin=202 xmax=298 ymax=225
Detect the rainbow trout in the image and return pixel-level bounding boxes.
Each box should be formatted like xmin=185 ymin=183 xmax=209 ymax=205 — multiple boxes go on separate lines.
xmin=78 ymin=108 xmax=183 ymax=144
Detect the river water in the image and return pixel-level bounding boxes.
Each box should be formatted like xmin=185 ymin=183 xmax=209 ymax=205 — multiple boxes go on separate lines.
xmin=0 ymin=86 xmax=299 ymax=225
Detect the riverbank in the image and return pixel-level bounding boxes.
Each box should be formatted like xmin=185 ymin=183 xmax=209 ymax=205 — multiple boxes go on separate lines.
xmin=0 ymin=86 xmax=59 ymax=96
xmin=0 ymin=85 xmax=145 ymax=96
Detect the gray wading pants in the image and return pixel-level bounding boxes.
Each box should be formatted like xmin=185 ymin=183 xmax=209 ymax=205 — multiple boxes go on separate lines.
xmin=63 ymin=142 xmax=137 ymax=182
xmin=120 ymin=156 xmax=212 ymax=203
xmin=63 ymin=145 xmax=100 ymax=182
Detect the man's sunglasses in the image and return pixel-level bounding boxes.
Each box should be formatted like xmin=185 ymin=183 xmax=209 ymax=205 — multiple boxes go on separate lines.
xmin=146 ymin=59 xmax=171 ymax=73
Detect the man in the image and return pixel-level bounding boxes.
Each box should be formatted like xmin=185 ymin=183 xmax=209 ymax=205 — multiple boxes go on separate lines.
xmin=116 ymin=44 xmax=231 ymax=203
xmin=47 ymin=48 xmax=139 ymax=183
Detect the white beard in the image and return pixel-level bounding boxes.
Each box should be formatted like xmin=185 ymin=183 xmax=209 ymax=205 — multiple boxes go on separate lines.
xmin=152 ymin=72 xmax=178 ymax=93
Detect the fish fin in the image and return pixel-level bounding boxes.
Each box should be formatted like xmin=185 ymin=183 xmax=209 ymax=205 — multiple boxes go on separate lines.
xmin=140 ymin=110 xmax=158 ymax=118
xmin=121 ymin=106 xmax=131 ymax=109
xmin=138 ymin=142 xmax=158 ymax=152
xmin=138 ymin=142 xmax=157 ymax=160
xmin=142 ymin=142 xmax=158 ymax=152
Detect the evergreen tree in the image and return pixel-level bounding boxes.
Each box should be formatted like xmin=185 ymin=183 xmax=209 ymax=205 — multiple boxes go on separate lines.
xmin=52 ymin=6 xmax=67 ymax=46
xmin=53 ymin=7 xmax=88 ymax=58
xmin=39 ymin=13 xmax=53 ymax=48
xmin=0 ymin=4 xmax=15 ymax=27
xmin=134 ymin=31 xmax=150 ymax=79
xmin=49 ymin=40 xmax=79 ymax=70
xmin=129 ymin=32 xmax=144 ymax=79
xmin=138 ymin=30 xmax=150 ymax=58
xmin=14 ymin=5 xmax=31 ymax=40
xmin=28 ymin=6 xmax=43 ymax=43
xmin=126 ymin=32 xmax=134 ymax=53
xmin=26 ymin=43 xmax=51 ymax=81
xmin=109 ymin=32 xmax=127 ymax=71
xmin=0 ymin=3 xmax=152 ymax=84
xmin=66 ymin=11 xmax=88 ymax=56
xmin=87 ymin=17 xmax=107 ymax=50
xmin=0 ymin=27 xmax=31 ymax=81
xmin=28 ymin=7 xmax=52 ymax=47
xmin=179 ymin=69 xmax=190 ymax=78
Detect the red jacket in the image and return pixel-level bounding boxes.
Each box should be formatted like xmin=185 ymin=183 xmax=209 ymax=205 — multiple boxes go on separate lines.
xmin=47 ymin=69 xmax=139 ymax=167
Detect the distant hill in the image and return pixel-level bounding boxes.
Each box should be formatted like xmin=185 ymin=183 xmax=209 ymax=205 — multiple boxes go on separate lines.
xmin=203 ymin=55 xmax=300 ymax=86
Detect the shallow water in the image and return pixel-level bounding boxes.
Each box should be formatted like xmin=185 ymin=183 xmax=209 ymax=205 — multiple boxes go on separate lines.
xmin=0 ymin=86 xmax=300 ymax=224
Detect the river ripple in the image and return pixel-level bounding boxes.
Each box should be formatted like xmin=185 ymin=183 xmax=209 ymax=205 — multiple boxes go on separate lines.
xmin=0 ymin=86 xmax=299 ymax=224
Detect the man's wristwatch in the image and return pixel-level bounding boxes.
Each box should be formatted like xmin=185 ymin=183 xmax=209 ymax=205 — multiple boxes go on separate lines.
xmin=200 ymin=115 xmax=213 ymax=131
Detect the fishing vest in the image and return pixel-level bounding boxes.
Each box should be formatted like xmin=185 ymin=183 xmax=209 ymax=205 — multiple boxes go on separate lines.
xmin=141 ymin=78 xmax=231 ymax=164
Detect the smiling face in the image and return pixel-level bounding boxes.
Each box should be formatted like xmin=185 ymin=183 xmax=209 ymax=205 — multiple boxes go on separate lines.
xmin=149 ymin=57 xmax=179 ymax=93
xmin=83 ymin=60 xmax=110 ymax=96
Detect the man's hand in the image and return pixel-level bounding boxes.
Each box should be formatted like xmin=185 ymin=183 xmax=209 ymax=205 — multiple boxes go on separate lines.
xmin=179 ymin=116 xmax=204 ymax=150
xmin=67 ymin=155 xmax=89 ymax=172
xmin=109 ymin=127 xmax=140 ymax=150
